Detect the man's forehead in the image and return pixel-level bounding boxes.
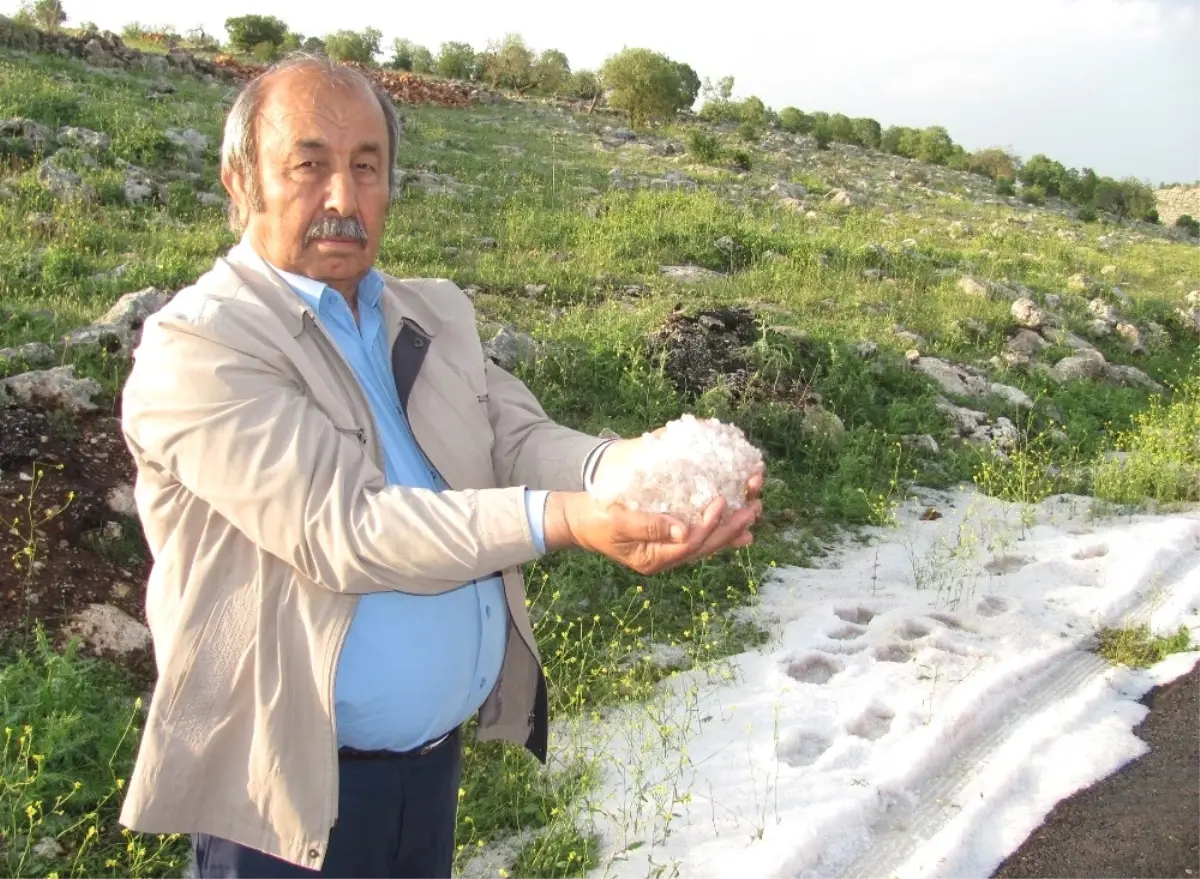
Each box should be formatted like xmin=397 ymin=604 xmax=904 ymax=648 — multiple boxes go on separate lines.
xmin=256 ymin=70 xmax=384 ymax=141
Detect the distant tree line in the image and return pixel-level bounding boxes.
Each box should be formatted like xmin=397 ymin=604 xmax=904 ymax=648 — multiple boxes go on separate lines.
xmin=44 ymin=7 xmax=1167 ymax=224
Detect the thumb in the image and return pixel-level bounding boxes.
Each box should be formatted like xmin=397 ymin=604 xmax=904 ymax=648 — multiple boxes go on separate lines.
xmin=645 ymin=513 xmax=688 ymax=543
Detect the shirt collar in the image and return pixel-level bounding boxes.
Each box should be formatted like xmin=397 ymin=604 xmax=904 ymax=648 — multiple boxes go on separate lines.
xmin=266 ymin=261 xmax=384 ymax=317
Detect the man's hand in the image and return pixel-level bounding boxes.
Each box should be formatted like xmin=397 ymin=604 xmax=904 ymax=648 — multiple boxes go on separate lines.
xmin=543 ymin=490 xmax=763 ymax=576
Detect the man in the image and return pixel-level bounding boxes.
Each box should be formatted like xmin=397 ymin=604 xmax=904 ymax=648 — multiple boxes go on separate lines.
xmin=117 ymin=54 xmax=762 ymax=878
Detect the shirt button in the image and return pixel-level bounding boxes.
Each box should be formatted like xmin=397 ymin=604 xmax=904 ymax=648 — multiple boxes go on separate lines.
xmin=479 ymin=677 xmax=487 ymax=689
xmin=413 ymin=337 xmax=425 ymax=348
xmin=485 ymin=605 xmax=492 ymax=619
xmin=308 ymin=848 xmax=320 ymax=860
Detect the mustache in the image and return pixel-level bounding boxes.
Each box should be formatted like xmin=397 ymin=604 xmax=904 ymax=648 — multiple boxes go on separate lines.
xmin=304 ymin=215 xmax=368 ymax=245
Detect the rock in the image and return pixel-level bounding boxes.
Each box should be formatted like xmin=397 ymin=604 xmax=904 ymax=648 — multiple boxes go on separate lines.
xmin=0 ymin=365 xmax=102 ymax=412
xmin=1011 ymin=298 xmax=1044 ymax=329
xmin=1044 ymin=294 xmax=1062 ymax=309
xmin=0 ymin=117 xmax=52 ymax=151
xmin=914 ymin=357 xmax=990 ymax=398
xmin=769 ymin=181 xmax=807 ymax=200
xmin=1087 ymin=319 xmax=1113 ymax=339
xmin=1051 ymin=354 xmax=1109 ymax=383
xmin=483 ymin=326 xmax=539 ymax=372
xmin=659 ymin=265 xmax=723 ymax=281
xmin=714 ymin=236 xmax=737 ymax=254
xmin=56 ymin=125 xmax=109 ymax=151
xmin=1187 ymin=290 xmax=1200 ymax=308
xmin=935 ymin=397 xmax=988 ymax=434
xmin=1100 ymin=265 xmax=1116 ymax=276
xmin=198 ymin=191 xmax=228 ymax=207
xmin=903 ymin=434 xmax=940 ymax=455
xmin=1088 ymin=298 xmax=1118 ymax=325
xmin=107 ymin=483 xmax=136 ymax=516
xmin=826 ymin=189 xmax=857 ymax=207
xmin=397 ymin=168 xmax=465 ymax=197
xmin=123 ymin=172 xmax=167 ymax=206
xmin=62 ymin=287 xmax=169 ymax=354
xmin=855 ymin=341 xmax=879 ymax=359
xmin=894 ymin=327 xmax=926 ymax=347
xmin=0 ymin=341 xmax=56 ymax=368
xmin=63 ymin=604 xmax=151 ymax=657
xmin=1067 ymin=273 xmax=1091 ymax=294
xmin=475 ymin=237 xmax=498 ymax=249
xmin=1114 ymin=322 xmax=1145 ymax=354
xmin=37 ymin=160 xmax=95 ymax=202
xmin=915 ymin=357 xmax=1033 ymax=408
xmin=1106 ymin=364 xmax=1162 ymax=392
xmin=801 ymin=406 xmax=845 ymax=439
xmin=1047 ymin=428 xmax=1070 ymax=445
xmin=957 ymin=276 xmax=990 ymax=298
xmin=163 ymin=127 xmax=212 ymax=152
xmin=1006 ymin=329 xmax=1048 ymax=359
xmin=948 ymin=221 xmax=973 ymax=238
xmin=1043 ymin=327 xmax=1099 ymax=354
xmin=862 ymin=269 xmax=884 ymax=281
xmin=905 ymin=348 xmax=922 ymax=364
xmin=1176 ymin=306 xmax=1200 ymax=335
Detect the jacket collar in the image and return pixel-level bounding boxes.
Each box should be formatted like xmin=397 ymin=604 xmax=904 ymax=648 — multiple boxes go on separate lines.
xmin=220 ymin=237 xmax=442 ymax=341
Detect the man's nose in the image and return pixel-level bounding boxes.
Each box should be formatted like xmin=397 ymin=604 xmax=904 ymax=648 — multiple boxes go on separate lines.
xmin=324 ymin=166 xmax=358 ymax=217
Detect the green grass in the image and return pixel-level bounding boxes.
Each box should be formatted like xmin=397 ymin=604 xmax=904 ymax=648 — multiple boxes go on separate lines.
xmin=1 ymin=41 xmax=1198 ymax=877
xmin=1095 ymin=623 xmax=1193 ymax=668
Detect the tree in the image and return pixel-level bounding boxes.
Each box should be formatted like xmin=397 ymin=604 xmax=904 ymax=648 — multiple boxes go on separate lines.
xmin=225 ymin=15 xmax=288 ymax=54
xmin=533 ymin=49 xmax=571 ymax=95
xmin=301 ymin=36 xmax=325 ymax=54
xmin=672 ymin=62 xmax=700 ymax=111
xmin=778 ymin=107 xmax=812 ymax=134
xmin=18 ymin=0 xmax=66 ymax=33
xmin=568 ymin=69 xmax=601 ymax=100
xmin=435 ymin=41 xmax=478 ymax=80
xmin=390 ymin=39 xmax=433 ymax=72
xmin=481 ymin=34 xmax=538 ymax=93
xmin=851 ymin=117 xmax=882 ymax=149
xmin=324 ymin=28 xmax=382 ymax=65
xmin=966 ymin=148 xmax=1018 ymax=182
xmin=916 ymin=126 xmax=954 ymax=165
xmin=1018 ymin=154 xmax=1068 ymax=196
xmin=600 ymin=48 xmax=694 ymax=128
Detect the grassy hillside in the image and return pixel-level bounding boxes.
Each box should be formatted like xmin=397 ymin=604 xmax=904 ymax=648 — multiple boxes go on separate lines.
xmin=0 ymin=40 xmax=1197 ymax=879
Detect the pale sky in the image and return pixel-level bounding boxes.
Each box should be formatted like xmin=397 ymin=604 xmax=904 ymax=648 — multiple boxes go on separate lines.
xmin=34 ymin=0 xmax=1200 ymax=183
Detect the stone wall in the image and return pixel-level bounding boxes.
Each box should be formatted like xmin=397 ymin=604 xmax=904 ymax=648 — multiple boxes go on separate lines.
xmin=1155 ymin=186 xmax=1200 ymax=227
xmin=0 ymin=16 xmax=231 ymax=82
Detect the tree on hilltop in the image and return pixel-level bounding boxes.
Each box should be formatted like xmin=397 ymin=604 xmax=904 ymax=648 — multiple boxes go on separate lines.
xmin=600 ymin=48 xmax=696 ymax=128
xmin=15 ymin=0 xmax=66 ymax=33
xmin=324 ymin=28 xmax=382 ymax=65
xmin=533 ymin=49 xmax=572 ymax=96
xmin=390 ymin=39 xmax=434 ymax=73
xmin=225 ymin=15 xmax=288 ymax=54
xmin=480 ymin=34 xmax=538 ymax=93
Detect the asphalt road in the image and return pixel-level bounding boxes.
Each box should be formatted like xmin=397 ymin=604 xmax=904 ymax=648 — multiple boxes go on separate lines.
xmin=992 ymin=657 xmax=1199 ymax=878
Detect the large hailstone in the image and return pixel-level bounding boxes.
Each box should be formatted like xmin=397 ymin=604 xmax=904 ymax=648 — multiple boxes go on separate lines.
xmin=590 ymin=414 xmax=764 ymax=525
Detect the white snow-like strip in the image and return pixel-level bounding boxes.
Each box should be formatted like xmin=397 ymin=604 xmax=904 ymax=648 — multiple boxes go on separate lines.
xmin=556 ymin=488 xmax=1200 ymax=879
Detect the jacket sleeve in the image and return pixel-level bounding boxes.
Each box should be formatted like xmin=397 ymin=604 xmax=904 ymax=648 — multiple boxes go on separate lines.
xmin=483 ymin=359 xmax=611 ymax=492
xmin=121 ymin=305 xmax=542 ymax=596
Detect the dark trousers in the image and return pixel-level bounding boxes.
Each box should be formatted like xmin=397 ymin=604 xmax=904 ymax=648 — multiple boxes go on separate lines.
xmin=192 ymin=727 xmax=463 ymax=878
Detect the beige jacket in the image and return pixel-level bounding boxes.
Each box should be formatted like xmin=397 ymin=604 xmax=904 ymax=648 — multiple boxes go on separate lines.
xmin=117 ymin=241 xmax=608 ymax=868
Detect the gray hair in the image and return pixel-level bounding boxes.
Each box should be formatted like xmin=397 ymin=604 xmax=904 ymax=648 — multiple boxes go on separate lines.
xmin=219 ymin=52 xmax=404 ymax=234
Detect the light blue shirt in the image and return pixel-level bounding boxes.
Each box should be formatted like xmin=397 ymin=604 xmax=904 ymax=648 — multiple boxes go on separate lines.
xmin=272 ymin=264 xmax=548 ymax=751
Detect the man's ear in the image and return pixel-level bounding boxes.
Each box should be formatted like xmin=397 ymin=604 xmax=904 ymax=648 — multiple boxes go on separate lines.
xmin=221 ymin=165 xmax=251 ymax=229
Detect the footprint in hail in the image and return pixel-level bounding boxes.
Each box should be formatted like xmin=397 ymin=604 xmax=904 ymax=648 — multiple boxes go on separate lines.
xmin=927 ymin=611 xmax=974 ymax=632
xmin=834 ymin=606 xmax=878 ymax=625
xmin=872 ymin=643 xmax=913 ymax=663
xmin=1072 ymin=543 xmax=1109 ymax=560
xmin=777 ymin=730 xmax=833 ymax=767
xmin=977 ymin=594 xmax=1012 ymax=617
xmin=984 ymin=554 xmax=1032 ymax=575
xmin=784 ymin=653 xmax=844 ymax=684
xmin=828 ymin=623 xmax=867 ymax=641
xmin=847 ymin=701 xmax=895 ymax=741
xmin=896 ymin=620 xmax=931 ymax=641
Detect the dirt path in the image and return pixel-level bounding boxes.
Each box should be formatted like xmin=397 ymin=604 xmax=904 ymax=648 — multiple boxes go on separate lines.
xmin=992 ymin=657 xmax=1199 ymax=878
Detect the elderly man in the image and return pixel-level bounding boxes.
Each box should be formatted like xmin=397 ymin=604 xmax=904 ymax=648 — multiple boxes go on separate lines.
xmin=117 ymin=54 xmax=761 ymax=878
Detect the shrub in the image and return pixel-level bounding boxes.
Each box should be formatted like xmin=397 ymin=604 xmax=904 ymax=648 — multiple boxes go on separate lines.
xmin=324 ymin=28 xmax=381 ymax=65
xmin=996 ymin=178 xmax=1016 ymax=196
xmin=688 ymin=130 xmax=722 ymax=164
xmin=224 ymin=14 xmax=288 ymax=54
xmin=812 ymin=124 xmax=831 ymax=150
xmin=1020 ymin=184 xmax=1046 ymax=206
xmin=777 ymin=107 xmax=811 ymax=135
xmin=1143 ymin=207 xmax=1159 ymax=224
xmin=600 ymin=47 xmax=694 ymax=128
xmin=736 ymin=120 xmax=761 ymax=143
xmin=1077 ymin=205 xmax=1098 ymax=223
xmin=968 ymin=147 xmax=1019 ymax=182
xmin=729 ymin=149 xmax=752 ymax=172
xmin=1175 ymin=214 xmax=1200 ymax=237
xmin=251 ymin=40 xmax=277 ymax=63
xmin=851 ymin=117 xmax=882 ymax=150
